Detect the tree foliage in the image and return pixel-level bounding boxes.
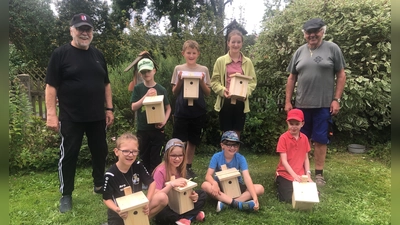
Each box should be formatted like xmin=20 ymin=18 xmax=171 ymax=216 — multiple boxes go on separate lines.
xmin=251 ymin=0 xmax=391 ymax=148
xmin=9 ymin=0 xmax=57 ymax=67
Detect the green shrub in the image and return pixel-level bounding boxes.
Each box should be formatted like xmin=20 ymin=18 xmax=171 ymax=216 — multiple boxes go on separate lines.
xmin=252 ymin=0 xmax=391 ymax=149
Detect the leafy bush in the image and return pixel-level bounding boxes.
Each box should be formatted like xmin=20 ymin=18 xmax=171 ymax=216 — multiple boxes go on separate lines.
xmin=252 ymin=0 xmax=391 ymax=152
xmin=9 ymin=78 xmax=60 ymax=172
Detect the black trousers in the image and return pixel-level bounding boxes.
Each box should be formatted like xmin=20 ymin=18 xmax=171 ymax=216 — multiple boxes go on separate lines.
xmin=154 ymin=190 xmax=207 ymax=224
xmin=58 ymin=120 xmax=108 ymax=195
xmin=276 ymin=175 xmax=293 ymax=203
xmin=136 ymin=129 xmax=165 ymax=174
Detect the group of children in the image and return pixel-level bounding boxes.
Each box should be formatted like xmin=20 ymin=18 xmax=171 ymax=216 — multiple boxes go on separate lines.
xmin=101 ymin=29 xmax=315 ymax=224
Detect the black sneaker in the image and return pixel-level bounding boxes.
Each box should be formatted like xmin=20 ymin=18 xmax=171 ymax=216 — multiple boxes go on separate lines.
xmin=186 ymin=167 xmax=197 ymax=179
xmin=93 ymin=186 xmax=103 ymax=194
xmin=59 ymin=195 xmax=72 ymax=213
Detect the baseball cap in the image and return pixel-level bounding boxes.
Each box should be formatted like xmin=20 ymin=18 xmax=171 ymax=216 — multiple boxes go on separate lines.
xmin=303 ymin=18 xmax=325 ymax=31
xmin=137 ymin=58 xmax=154 ymax=72
xmin=286 ymin=109 xmax=304 ymax=122
xmin=220 ymin=131 xmax=243 ymax=143
xmin=165 ymin=138 xmax=185 ymax=153
xmin=70 ymin=13 xmax=93 ymax=28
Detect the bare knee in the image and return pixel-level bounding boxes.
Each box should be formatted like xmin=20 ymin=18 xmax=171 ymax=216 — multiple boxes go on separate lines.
xmin=255 ymin=184 xmax=265 ymax=196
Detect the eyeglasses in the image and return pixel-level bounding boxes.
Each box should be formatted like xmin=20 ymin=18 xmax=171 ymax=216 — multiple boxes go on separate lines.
xmin=75 ymin=26 xmax=93 ymax=33
xmin=223 ymin=143 xmax=240 ymax=148
xmin=169 ymin=154 xmax=184 ymax=159
xmin=118 ymin=149 xmax=140 ymax=156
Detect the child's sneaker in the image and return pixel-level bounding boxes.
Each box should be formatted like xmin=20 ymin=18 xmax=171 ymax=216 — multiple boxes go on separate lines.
xmin=238 ymin=200 xmax=255 ymax=211
xmin=176 ymin=218 xmax=191 ymax=225
xmin=195 ymin=211 xmax=205 ymax=222
xmin=216 ymin=201 xmax=227 ymax=212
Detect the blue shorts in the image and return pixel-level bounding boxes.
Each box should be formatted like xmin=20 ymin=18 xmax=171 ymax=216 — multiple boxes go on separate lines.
xmin=299 ymin=108 xmax=331 ymax=144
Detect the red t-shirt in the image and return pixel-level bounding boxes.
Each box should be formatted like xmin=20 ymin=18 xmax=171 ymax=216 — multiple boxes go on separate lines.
xmin=276 ymin=131 xmax=310 ymax=181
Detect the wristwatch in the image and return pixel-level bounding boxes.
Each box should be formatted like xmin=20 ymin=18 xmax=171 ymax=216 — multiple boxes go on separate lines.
xmin=333 ymin=98 xmax=341 ymax=103
xmin=105 ymin=107 xmax=114 ymax=112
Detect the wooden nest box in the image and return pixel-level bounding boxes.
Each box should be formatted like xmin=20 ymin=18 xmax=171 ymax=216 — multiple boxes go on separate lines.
xmin=165 ymin=176 xmax=198 ymax=214
xmin=142 ymin=95 xmax=165 ymax=124
xmin=115 ymin=187 xmax=149 ymax=225
xmin=292 ymin=175 xmax=320 ymax=210
xmin=228 ymin=73 xmax=252 ymax=104
xmin=181 ymin=71 xmax=203 ymax=106
xmin=215 ymin=164 xmax=241 ymax=198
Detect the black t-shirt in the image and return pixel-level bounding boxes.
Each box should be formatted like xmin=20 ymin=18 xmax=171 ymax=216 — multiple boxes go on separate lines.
xmin=102 ymin=161 xmax=154 ymax=223
xmin=45 ymin=43 xmax=110 ymax=122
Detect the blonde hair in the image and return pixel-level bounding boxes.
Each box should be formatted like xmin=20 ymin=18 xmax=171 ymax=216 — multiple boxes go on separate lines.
xmin=153 ymin=140 xmax=187 ymax=181
xmin=115 ymin=132 xmax=139 ymax=149
xmin=182 ymin=40 xmax=200 ymax=52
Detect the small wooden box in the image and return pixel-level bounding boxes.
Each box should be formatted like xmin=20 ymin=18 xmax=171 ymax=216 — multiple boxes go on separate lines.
xmin=116 ymin=190 xmax=150 ymax=225
xmin=292 ymin=175 xmax=319 ymax=210
xmin=228 ymin=73 xmax=252 ymax=104
xmin=166 ymin=179 xmax=198 ymax=214
xmin=215 ymin=165 xmax=241 ymax=198
xmin=181 ymin=71 xmax=203 ymax=106
xmin=142 ymin=95 xmax=165 ymax=124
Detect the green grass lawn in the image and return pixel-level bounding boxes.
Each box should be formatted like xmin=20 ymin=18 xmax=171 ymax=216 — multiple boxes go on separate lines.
xmin=9 ymin=151 xmax=390 ymax=225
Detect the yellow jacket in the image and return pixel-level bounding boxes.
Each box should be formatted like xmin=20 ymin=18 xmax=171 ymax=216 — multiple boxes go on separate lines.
xmin=211 ymin=52 xmax=257 ymax=113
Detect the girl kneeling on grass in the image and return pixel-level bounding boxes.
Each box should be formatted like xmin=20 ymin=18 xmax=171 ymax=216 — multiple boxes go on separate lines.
xmin=102 ymin=132 xmax=168 ymax=225
xmin=153 ymin=138 xmax=207 ymax=225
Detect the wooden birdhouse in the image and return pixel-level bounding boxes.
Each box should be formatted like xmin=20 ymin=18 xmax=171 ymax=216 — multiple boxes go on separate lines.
xmin=215 ymin=164 xmax=241 ymax=198
xmin=115 ymin=187 xmax=150 ymax=225
xmin=165 ymin=176 xmax=198 ymax=214
xmin=142 ymin=95 xmax=165 ymax=124
xmin=292 ymin=175 xmax=319 ymax=210
xmin=228 ymin=73 xmax=252 ymax=104
xmin=181 ymin=71 xmax=203 ymax=106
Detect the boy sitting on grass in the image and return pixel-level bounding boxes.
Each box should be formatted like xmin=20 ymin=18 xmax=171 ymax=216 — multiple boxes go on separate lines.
xmin=201 ymin=131 xmax=264 ymax=212
xmin=275 ymin=109 xmax=313 ymax=203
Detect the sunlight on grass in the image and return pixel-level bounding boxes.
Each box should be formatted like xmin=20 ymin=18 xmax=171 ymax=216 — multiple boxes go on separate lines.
xmin=9 ymin=152 xmax=390 ymax=225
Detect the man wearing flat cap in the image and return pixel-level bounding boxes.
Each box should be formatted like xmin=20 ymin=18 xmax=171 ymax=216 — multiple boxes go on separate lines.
xmin=284 ymin=18 xmax=346 ymax=186
xmin=45 ymin=13 xmax=114 ymax=212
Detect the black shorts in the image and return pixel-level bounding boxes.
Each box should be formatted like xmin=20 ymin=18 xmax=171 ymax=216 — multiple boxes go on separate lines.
xmin=172 ymin=114 xmax=206 ymax=146
xmin=275 ymin=175 xmax=293 ymax=203
xmin=219 ymin=100 xmax=246 ymax=132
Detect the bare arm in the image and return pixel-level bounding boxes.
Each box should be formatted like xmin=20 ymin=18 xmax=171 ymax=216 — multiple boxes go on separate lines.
xmin=285 ymin=73 xmax=297 ymax=112
xmin=304 ymin=153 xmax=313 ymax=182
xmin=172 ymin=72 xmax=183 ymax=96
xmin=330 ymin=69 xmax=346 ymax=115
xmin=200 ymin=73 xmax=211 ymax=96
xmin=242 ymin=170 xmax=258 ymax=204
xmin=45 ymin=84 xmax=59 ymax=132
xmin=103 ymin=199 xmax=127 ymax=219
xmin=131 ymin=88 xmax=157 ymax=111
xmin=155 ymin=104 xmax=171 ymax=129
xmin=105 ymin=83 xmax=114 ymax=126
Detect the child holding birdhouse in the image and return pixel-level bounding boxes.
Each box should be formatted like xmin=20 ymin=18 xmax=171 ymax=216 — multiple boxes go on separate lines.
xmin=131 ymin=58 xmax=171 ymax=175
xmin=201 ymin=131 xmax=264 ymax=212
xmin=275 ymin=109 xmax=314 ymax=203
xmin=153 ymin=138 xmax=207 ymax=225
xmin=170 ymin=40 xmax=211 ymax=179
xmin=210 ymin=29 xmax=257 ymax=138
xmin=102 ymin=132 xmax=168 ymax=225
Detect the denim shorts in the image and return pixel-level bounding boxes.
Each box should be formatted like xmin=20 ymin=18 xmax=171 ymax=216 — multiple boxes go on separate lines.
xmin=298 ymin=108 xmax=331 ymax=144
